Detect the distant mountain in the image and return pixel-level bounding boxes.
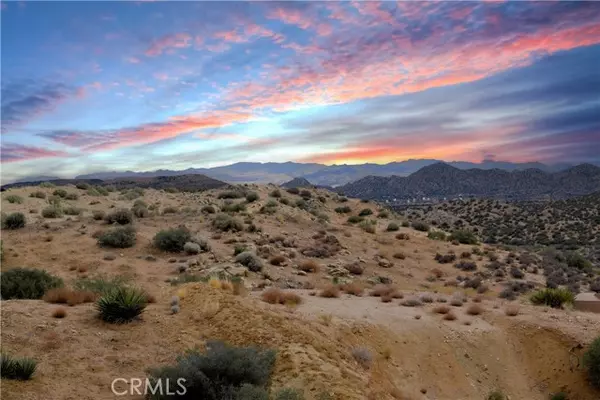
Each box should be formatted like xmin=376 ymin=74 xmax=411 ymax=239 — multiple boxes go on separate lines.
xmin=337 ymin=163 xmax=600 ymax=201
xmin=1 ymin=174 xmax=227 ymax=192
xmin=10 ymin=159 xmax=594 ymax=187
xmin=281 ymin=177 xmax=313 ymax=188
xmin=11 ymin=175 xmax=61 ymax=183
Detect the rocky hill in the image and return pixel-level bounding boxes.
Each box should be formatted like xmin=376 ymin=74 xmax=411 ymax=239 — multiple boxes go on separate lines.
xmin=338 ymin=163 xmax=600 ymax=201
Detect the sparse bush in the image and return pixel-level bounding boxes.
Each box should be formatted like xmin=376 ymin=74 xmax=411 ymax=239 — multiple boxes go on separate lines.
xmin=274 ymin=388 xmax=305 ymax=400
xmin=43 ymin=287 xmax=96 ymax=305
xmin=510 ymin=267 xmax=524 ymax=279
xmin=261 ymin=288 xmax=302 ymax=305
xmin=104 ymin=209 xmax=133 ymax=225
xmin=76 ymin=182 xmax=90 ymax=190
xmin=386 ymin=222 xmax=399 ymax=231
xmin=212 ymin=213 xmax=243 ymax=232
xmin=455 ymin=261 xmax=477 ymax=271
xmin=5 ymin=194 xmax=23 ymax=204
xmin=146 ymin=340 xmax=277 ymax=400
xmin=286 ymin=187 xmax=300 ymax=195
xmin=427 ymin=231 xmax=447 ymax=241
xmin=53 ymin=188 xmax=67 ymax=198
xmin=154 ymin=226 xmax=192 ymax=252
xmin=486 ymin=390 xmax=506 ymax=400
xmin=1 ymin=268 xmax=63 ymax=299
xmin=42 ymin=206 xmax=63 ymax=218
xmin=30 ymin=191 xmax=46 ymax=199
xmin=0 ymin=354 xmax=37 ymax=380
xmin=98 ymin=226 xmax=137 ymax=248
xmin=401 ymin=297 xmax=422 ymax=307
xmin=583 ymin=335 xmax=600 ymax=389
xmin=449 ymin=230 xmax=478 ymax=245
xmin=530 ymin=288 xmax=574 ymax=308
xmin=347 ymin=215 xmax=364 ymax=224
xmin=335 ymin=206 xmax=351 ymax=214
xmin=435 ymin=253 xmax=457 ymax=264
xmin=201 ymin=205 xmax=216 ymax=214
xmin=162 ymin=206 xmax=179 ymax=214
xmin=236 ymin=251 xmax=263 ymax=272
xmin=466 ymin=304 xmax=483 ymax=315
xmin=52 ymin=307 xmax=67 ymax=318
xmin=218 ymin=190 xmax=244 ymax=199
xmin=433 ymin=305 xmax=451 ymax=314
xmin=2 ymin=212 xmax=25 ymax=229
xmin=411 ymin=221 xmax=430 ymax=232
xmin=351 ymin=347 xmax=373 ymax=369
xmin=504 ymin=305 xmax=520 ymax=316
xmin=359 ymin=220 xmax=376 ymax=234
xmin=395 ymin=233 xmax=410 ymax=240
xmin=341 ymin=282 xmax=363 ymax=296
xmin=270 ymin=255 xmax=286 ymax=266
xmin=566 ymin=252 xmax=592 ymax=271
xmin=190 ymin=236 xmax=211 ymax=252
xmin=377 ymin=210 xmax=389 ymax=218
xmin=96 ymin=286 xmax=147 ymax=323
xmin=242 ymin=191 xmax=259 ymax=202
xmin=63 ymin=206 xmax=81 ymax=216
xmin=358 ymin=208 xmax=372 ymax=217
xmin=270 ymin=189 xmax=281 ymax=198
xmin=65 ymin=193 xmax=79 ymax=200
xmin=92 ymin=210 xmax=106 ymax=220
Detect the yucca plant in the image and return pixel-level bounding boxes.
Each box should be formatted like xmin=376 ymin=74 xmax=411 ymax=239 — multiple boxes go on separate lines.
xmin=1 ymin=353 xmax=37 ymax=380
xmin=96 ymin=287 xmax=148 ymax=323
xmin=530 ymin=288 xmax=575 ymax=308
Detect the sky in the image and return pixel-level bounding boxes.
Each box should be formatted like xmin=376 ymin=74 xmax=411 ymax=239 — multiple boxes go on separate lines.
xmin=1 ymin=1 xmax=600 ymax=182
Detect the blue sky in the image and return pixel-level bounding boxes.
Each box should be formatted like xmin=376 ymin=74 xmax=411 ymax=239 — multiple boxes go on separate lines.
xmin=1 ymin=1 xmax=600 ymax=182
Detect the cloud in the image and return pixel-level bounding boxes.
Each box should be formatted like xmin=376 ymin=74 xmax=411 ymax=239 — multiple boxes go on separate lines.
xmin=1 ymin=81 xmax=84 ymax=133
xmin=1 ymin=143 xmax=69 ymax=163
xmin=145 ymin=33 xmax=192 ymax=56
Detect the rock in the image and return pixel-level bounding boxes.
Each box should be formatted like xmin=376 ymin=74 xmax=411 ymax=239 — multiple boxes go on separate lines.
xmin=183 ymin=242 xmax=201 ymax=255
xmin=187 ymin=258 xmax=200 ymax=267
xmin=145 ymin=255 xmax=157 ymax=262
xmin=227 ymin=266 xmax=247 ymax=277
xmin=378 ymin=259 xmax=393 ymax=268
xmin=103 ymin=253 xmax=116 ymax=261
xmin=327 ymin=266 xmax=350 ymax=277
xmin=296 ymin=270 xmax=307 ymax=276
xmin=171 ymin=305 xmax=180 ymax=314
xmin=367 ymin=275 xmax=393 ymax=285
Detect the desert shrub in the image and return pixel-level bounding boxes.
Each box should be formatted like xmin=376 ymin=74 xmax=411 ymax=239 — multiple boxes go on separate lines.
xmin=53 ymin=188 xmax=67 ymax=198
xmin=242 ymin=191 xmax=259 ymax=203
xmin=222 ymin=202 xmax=246 ymax=213
xmin=146 ymin=340 xmax=276 ymax=400
xmin=286 ymin=187 xmax=300 ymax=195
xmin=52 ymin=307 xmax=67 ymax=318
xmin=347 ymin=215 xmax=364 ymax=224
xmin=269 ymin=255 xmax=286 ymax=266
xmin=466 ymin=304 xmax=484 ymax=315
xmin=510 ymin=267 xmax=524 ymax=279
xmin=236 ymin=251 xmax=263 ymax=272
xmin=218 ymin=190 xmax=244 ymax=199
xmin=427 ymin=231 xmax=447 ymax=241
xmin=95 ymin=186 xmax=109 ymax=196
xmin=461 ymin=251 xmax=472 ymax=259
xmin=98 ymin=226 xmax=136 ymax=248
xmin=299 ymin=189 xmax=312 ymax=199
xmin=334 ymin=206 xmax=351 ymax=214
xmin=443 ymin=311 xmax=457 ymax=321
xmin=319 ymin=285 xmax=340 ymax=298
xmin=96 ymin=286 xmax=147 ymax=323
xmin=2 ymin=212 xmax=26 ymax=229
xmin=0 ymin=354 xmax=37 ymax=380
xmin=351 ymin=347 xmax=373 ymax=369
xmin=435 ymin=253 xmax=457 ymax=264
xmin=63 ymin=206 xmax=81 ymax=216
xmin=30 ymin=191 xmax=46 ymax=199
xmin=162 ymin=206 xmax=179 ymax=214
xmin=201 ymin=205 xmax=216 ymax=214
xmin=92 ymin=210 xmax=106 ymax=220
xmin=74 ymin=275 xmax=130 ymax=294
xmin=5 ymin=194 xmax=23 ymax=204
xmin=132 ymin=204 xmax=149 ymax=218
xmin=386 ymin=222 xmax=399 ymax=231
xmin=43 ymin=287 xmax=96 ymax=305
xmin=449 ymin=230 xmax=478 ymax=245
xmin=504 ymin=305 xmax=520 ymax=316
xmin=341 ymin=282 xmax=364 ymax=296
xmin=154 ymin=226 xmax=192 ymax=252
xmin=42 ymin=206 xmax=63 ymax=218
xmin=65 ymin=193 xmax=79 ymax=200
xmin=359 ymin=220 xmax=376 ymax=234
xmin=401 ymin=297 xmax=422 ymax=307
xmin=213 ymin=213 xmax=243 ymax=232
xmin=583 ymin=336 xmax=600 ymax=389
xmin=294 ymin=198 xmax=307 ymax=209
xmin=566 ymin=252 xmax=592 ymax=271
xmin=433 ymin=305 xmax=451 ymax=314
xmin=1 ymin=268 xmax=63 ymax=299
xmin=486 ymin=390 xmax=506 ymax=400
xmin=274 ymin=388 xmax=305 ymax=400
xmin=261 ymin=288 xmax=302 ymax=305
xmin=233 ymin=245 xmax=247 ymax=256
xmin=75 ymin=182 xmax=90 ymax=190
xmin=104 ymin=209 xmax=133 ymax=225
xmin=377 ymin=210 xmax=389 ymax=218
xmin=454 ymin=261 xmax=477 ymax=271
xmin=411 ymin=221 xmax=430 ymax=232
xmin=549 ymin=393 xmax=568 ymax=400
xmin=270 ymin=189 xmax=282 ymax=198
xmin=358 ymin=208 xmax=373 ymax=217
xmin=530 ymin=288 xmax=574 ymax=308
xmin=297 ymin=260 xmax=319 ymax=273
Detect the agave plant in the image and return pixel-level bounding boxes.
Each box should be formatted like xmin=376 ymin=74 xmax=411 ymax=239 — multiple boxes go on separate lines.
xmin=96 ymin=287 xmax=148 ymax=323
xmin=1 ymin=353 xmax=37 ymax=380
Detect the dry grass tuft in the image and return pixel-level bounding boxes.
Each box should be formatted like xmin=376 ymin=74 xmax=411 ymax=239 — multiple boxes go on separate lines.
xmin=261 ymin=288 xmax=303 ymax=305
xmin=220 ymin=281 xmax=233 ymax=291
xmin=472 ymin=295 xmax=483 ymax=303
xmin=505 ymin=304 xmax=520 ymax=316
xmin=208 ymin=277 xmax=222 ymax=289
xmin=319 ymin=284 xmax=340 ymax=298
xmin=341 ymin=282 xmax=364 ymax=296
xmin=400 ymin=297 xmax=422 ymax=307
xmin=269 ymin=255 xmax=286 ymax=266
xmin=443 ymin=311 xmax=457 ymax=321
xmin=43 ymin=287 xmax=96 ymax=306
xmin=393 ymin=252 xmax=406 ymax=260
xmin=466 ymin=304 xmax=484 ymax=315
xmin=370 ymin=284 xmax=402 ymax=298
xmin=51 ymin=307 xmax=67 ymax=318
xmin=381 ymin=294 xmax=393 ymax=303
xmin=298 ymin=259 xmax=320 ymax=273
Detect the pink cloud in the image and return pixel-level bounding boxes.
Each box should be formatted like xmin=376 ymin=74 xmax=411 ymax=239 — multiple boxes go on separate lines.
xmin=145 ymin=33 xmax=192 ymax=56
xmin=1 ymin=143 xmax=69 ymax=163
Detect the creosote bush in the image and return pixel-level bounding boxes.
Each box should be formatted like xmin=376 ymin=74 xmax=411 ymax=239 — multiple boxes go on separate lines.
xmin=1 ymin=268 xmax=63 ymax=299
xmin=1 ymin=354 xmax=37 ymax=380
xmin=96 ymin=286 xmax=148 ymax=323
xmin=245 ymin=191 xmax=259 ymax=202
xmin=92 ymin=210 xmax=106 ymax=220
xmin=411 ymin=221 xmax=430 ymax=232
xmin=449 ymin=230 xmax=478 ymax=245
xmin=319 ymin=284 xmax=340 ymax=298
xmin=154 ymin=226 xmax=192 ymax=252
xmin=386 ymin=222 xmax=399 ymax=231
xmin=358 ymin=208 xmax=373 ymax=217
xmin=2 ymin=212 xmax=26 ymax=229
xmin=42 ymin=206 xmax=63 ymax=218
xmin=146 ymin=340 xmax=277 ymax=400
xmin=530 ymin=288 xmax=575 ymax=308
xmin=334 ymin=206 xmax=351 ymax=214
xmin=427 ymin=231 xmax=447 ymax=241
xmin=5 ymin=194 xmax=23 ymax=204
xmin=201 ymin=205 xmax=216 ymax=214
xmin=261 ymin=288 xmax=302 ymax=306
xmin=104 ymin=209 xmax=134 ymax=225
xmin=53 ymin=188 xmax=67 ymax=198
xmin=98 ymin=226 xmax=136 ymax=248
xmin=30 ymin=191 xmax=46 ymax=199
xmin=235 ymin=251 xmax=263 ymax=272
xmin=212 ymin=213 xmax=244 ymax=232
xmin=218 ymin=190 xmax=244 ymax=199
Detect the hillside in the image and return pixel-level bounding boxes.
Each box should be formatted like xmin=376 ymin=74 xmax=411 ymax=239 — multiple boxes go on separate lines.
xmin=1 ymin=183 xmax=599 ymax=399
xmin=338 ymin=163 xmax=600 ymax=201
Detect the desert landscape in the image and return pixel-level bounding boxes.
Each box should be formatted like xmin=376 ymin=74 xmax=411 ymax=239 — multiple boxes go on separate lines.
xmin=1 ymin=181 xmax=599 ymax=400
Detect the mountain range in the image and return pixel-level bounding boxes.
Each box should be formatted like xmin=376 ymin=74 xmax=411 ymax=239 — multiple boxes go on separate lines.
xmin=10 ymin=159 xmax=585 ymax=187
xmin=337 ymin=163 xmax=600 ymax=201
